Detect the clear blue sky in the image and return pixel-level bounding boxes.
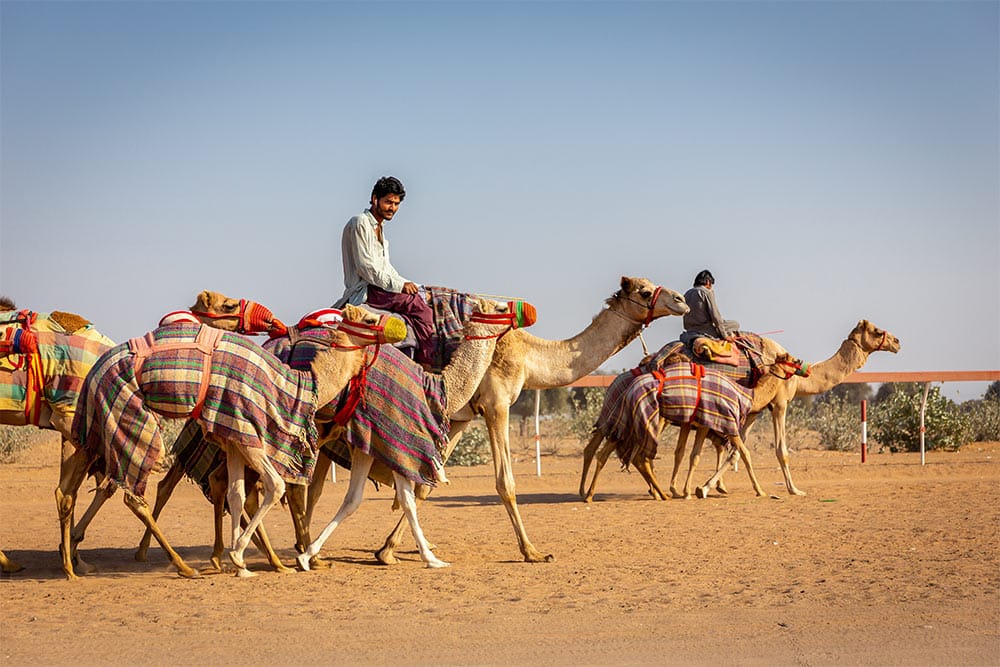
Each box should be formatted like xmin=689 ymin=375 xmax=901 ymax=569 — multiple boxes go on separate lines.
xmin=2 ymin=1 xmax=997 ymax=400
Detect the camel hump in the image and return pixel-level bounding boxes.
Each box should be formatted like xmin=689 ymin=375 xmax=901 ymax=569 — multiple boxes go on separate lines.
xmin=49 ymin=311 xmax=92 ymax=333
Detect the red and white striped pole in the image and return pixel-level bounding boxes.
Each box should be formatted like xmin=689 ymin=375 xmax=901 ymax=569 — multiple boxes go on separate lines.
xmin=861 ymin=399 xmax=868 ymax=463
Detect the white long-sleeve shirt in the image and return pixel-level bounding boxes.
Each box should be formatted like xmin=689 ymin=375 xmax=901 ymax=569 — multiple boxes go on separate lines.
xmin=336 ymin=209 xmax=411 ymax=307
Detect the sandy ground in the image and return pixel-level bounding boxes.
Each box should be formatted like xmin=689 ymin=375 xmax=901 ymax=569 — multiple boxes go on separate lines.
xmin=1 ymin=429 xmax=998 ymax=666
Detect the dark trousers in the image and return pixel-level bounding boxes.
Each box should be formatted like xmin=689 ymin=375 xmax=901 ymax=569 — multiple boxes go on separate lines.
xmin=366 ymin=285 xmax=436 ymax=365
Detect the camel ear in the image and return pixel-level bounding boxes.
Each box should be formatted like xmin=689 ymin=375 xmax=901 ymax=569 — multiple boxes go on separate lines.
xmin=620 ymin=276 xmax=635 ymax=293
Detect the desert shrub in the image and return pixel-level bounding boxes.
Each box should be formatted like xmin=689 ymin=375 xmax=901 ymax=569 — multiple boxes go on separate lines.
xmin=0 ymin=425 xmax=33 ymax=463
xmin=448 ymin=424 xmax=491 ymax=467
xmin=809 ymin=394 xmax=864 ymax=451
xmin=569 ymin=387 xmax=606 ymax=440
xmin=870 ymin=384 xmax=968 ymax=453
xmin=962 ymin=395 xmax=1000 ymax=442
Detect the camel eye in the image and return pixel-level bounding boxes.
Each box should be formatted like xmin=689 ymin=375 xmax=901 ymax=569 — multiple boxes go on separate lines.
xmin=223 ymin=301 xmax=240 ymax=313
xmin=639 ymin=290 xmax=652 ymax=300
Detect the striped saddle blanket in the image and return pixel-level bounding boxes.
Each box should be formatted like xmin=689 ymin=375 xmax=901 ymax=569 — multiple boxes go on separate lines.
xmin=641 ymin=333 xmax=768 ymax=388
xmin=595 ymin=359 xmax=753 ymax=467
xmin=73 ymin=323 xmax=319 ymax=496
xmin=0 ymin=310 xmax=114 ymax=427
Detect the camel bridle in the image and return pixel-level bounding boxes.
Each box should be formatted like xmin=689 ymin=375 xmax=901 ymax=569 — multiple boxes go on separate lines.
xmin=464 ymin=307 xmax=526 ymax=340
xmin=190 ymin=299 xmax=287 ymax=337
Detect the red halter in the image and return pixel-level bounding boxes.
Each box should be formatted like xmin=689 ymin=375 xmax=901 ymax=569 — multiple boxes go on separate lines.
xmin=643 ymin=286 xmax=663 ymax=327
xmin=463 ymin=308 xmax=522 ymax=340
xmin=190 ymin=299 xmax=286 ymax=337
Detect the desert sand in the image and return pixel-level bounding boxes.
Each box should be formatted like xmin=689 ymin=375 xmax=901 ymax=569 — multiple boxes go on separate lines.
xmin=1 ymin=430 xmax=998 ymax=666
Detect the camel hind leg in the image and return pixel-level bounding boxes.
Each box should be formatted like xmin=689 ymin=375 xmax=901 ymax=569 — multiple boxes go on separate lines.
xmin=679 ymin=427 xmax=710 ymax=499
xmin=579 ymin=429 xmax=605 ymax=498
xmin=669 ymin=423 xmax=693 ymax=498
xmin=121 ymin=492 xmax=199 ymax=578
xmin=135 ymin=459 xmax=186 ymax=562
xmin=55 ymin=447 xmax=95 ymax=580
xmin=297 ymin=450 xmax=375 ymax=571
xmin=633 ymin=456 xmax=668 ymax=500
xmin=696 ymin=433 xmax=766 ymax=498
xmin=226 ymin=449 xmax=285 ymax=578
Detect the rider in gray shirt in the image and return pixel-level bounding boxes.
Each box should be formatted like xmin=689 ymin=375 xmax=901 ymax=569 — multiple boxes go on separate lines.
xmin=680 ymin=269 xmax=740 ymax=346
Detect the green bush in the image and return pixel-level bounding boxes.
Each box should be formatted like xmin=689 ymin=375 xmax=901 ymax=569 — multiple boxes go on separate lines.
xmin=447 ymin=424 xmax=491 ymax=467
xmin=570 ymin=387 xmax=606 ymax=440
xmin=963 ymin=396 xmax=1000 ymax=442
xmin=870 ymin=384 xmax=968 ymax=453
xmin=809 ymin=394 xmax=864 ymax=452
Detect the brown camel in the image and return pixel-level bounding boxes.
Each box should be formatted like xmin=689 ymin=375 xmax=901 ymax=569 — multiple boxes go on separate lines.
xmin=55 ymin=303 xmax=402 ymax=579
xmin=0 ymin=300 xmax=115 ymax=574
xmin=297 ymin=297 xmax=527 ymax=569
xmin=579 ymin=350 xmax=810 ymax=502
xmin=374 ymin=276 xmax=689 ymax=565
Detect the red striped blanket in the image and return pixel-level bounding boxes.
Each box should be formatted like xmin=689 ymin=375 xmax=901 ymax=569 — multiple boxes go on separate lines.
xmin=268 ymin=331 xmax=448 ymax=486
xmin=641 ymin=333 xmax=767 ymax=388
xmin=73 ymin=323 xmax=319 ymax=496
xmin=595 ymin=360 xmax=753 ymax=467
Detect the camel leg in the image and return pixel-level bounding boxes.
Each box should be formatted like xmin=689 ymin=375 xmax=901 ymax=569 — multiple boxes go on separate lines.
xmin=121 ymin=492 xmax=199 ymax=578
xmin=771 ymin=402 xmax=805 ymax=496
xmin=65 ymin=476 xmax=116 ymax=575
xmin=579 ymin=430 xmax=606 ymax=498
xmin=304 ymin=453 xmax=332 ymax=529
xmin=709 ymin=433 xmax=730 ymax=495
xmin=582 ymin=436 xmax=617 ymax=503
xmin=669 ymin=424 xmax=692 ymax=498
xmin=392 ymin=472 xmax=449 ymax=568
xmin=633 ymin=456 xmax=669 ymax=500
xmin=227 ymin=451 xmax=285 ymax=578
xmin=55 ymin=448 xmax=94 ymax=580
xmin=680 ymin=427 xmax=710 ymax=498
xmin=297 ymin=451 xmax=375 ymax=571
xmin=697 ymin=434 xmax=766 ymax=498
xmin=483 ymin=404 xmax=554 ymax=562
xmin=0 ymin=548 xmax=24 ymax=574
xmin=206 ymin=465 xmax=229 ymax=574
xmin=135 ymin=460 xmax=186 ymax=562
xmin=373 ymin=420 xmax=470 ymax=566
xmin=241 ymin=484 xmax=294 ymax=574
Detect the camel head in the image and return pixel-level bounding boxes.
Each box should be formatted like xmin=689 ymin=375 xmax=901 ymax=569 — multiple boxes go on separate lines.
xmin=189 ymin=290 xmax=288 ymax=337
xmin=609 ymin=276 xmax=688 ymax=324
xmin=333 ymin=303 xmax=408 ymax=346
xmin=464 ymin=297 xmax=538 ymax=338
xmin=768 ymin=352 xmax=812 ymax=379
xmin=849 ymin=320 xmax=901 ymax=355
xmin=0 ymin=296 xmax=14 ymax=312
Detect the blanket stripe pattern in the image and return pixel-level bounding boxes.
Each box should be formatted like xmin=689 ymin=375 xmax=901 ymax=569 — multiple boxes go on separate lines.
xmin=0 ymin=311 xmax=114 ymax=424
xmin=426 ymin=286 xmax=474 ymax=371
xmin=595 ymin=353 xmax=753 ymax=467
xmin=270 ymin=329 xmax=448 ymax=486
xmin=73 ymin=323 xmax=319 ymax=495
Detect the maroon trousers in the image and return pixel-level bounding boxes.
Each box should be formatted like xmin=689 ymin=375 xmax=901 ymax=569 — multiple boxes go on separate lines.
xmin=366 ymin=285 xmax=436 ymax=365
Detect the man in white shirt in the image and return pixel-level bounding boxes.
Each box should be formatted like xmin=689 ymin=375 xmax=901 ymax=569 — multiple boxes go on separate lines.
xmin=335 ymin=176 xmax=436 ymax=366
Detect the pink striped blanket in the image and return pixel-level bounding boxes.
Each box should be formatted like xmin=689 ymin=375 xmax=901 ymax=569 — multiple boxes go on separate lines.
xmin=72 ymin=323 xmax=319 ymax=496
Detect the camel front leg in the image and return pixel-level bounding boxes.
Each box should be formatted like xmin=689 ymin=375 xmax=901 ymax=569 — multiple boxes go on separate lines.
xmin=698 ymin=434 xmax=765 ymax=498
xmin=135 ymin=460 xmax=186 ymax=562
xmin=297 ymin=451 xmax=374 ymax=571
xmin=579 ymin=430 xmax=605 ymax=498
xmin=304 ymin=452 xmax=332 ymax=530
xmin=771 ymin=401 xmax=805 ymax=495
xmin=241 ymin=484 xmax=294 ymax=574
xmin=484 ymin=404 xmax=553 ymax=562
xmin=633 ymin=456 xmax=668 ymax=500
xmin=121 ymin=492 xmax=199 ymax=578
xmin=582 ymin=436 xmax=617 ymax=503
xmin=709 ymin=432 xmax=730 ymax=495
xmin=55 ymin=448 xmax=94 ymax=580
xmin=66 ymin=476 xmax=116 ymax=575
xmin=392 ymin=473 xmax=449 ymax=568
xmin=669 ymin=423 xmax=692 ymax=498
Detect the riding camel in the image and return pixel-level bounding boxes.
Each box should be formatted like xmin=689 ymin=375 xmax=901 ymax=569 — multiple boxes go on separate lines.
xmin=135 ymin=291 xmax=534 ymax=571
xmin=56 ymin=303 xmax=402 ymax=579
xmin=579 ymin=348 xmax=810 ymax=502
xmin=373 ymin=276 xmax=689 ymax=566
xmin=0 ymin=298 xmax=115 ymax=574
xmin=296 ymin=297 xmax=529 ymax=570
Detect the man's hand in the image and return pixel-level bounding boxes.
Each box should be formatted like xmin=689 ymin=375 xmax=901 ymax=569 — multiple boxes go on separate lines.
xmin=402 ymin=282 xmax=420 ymax=295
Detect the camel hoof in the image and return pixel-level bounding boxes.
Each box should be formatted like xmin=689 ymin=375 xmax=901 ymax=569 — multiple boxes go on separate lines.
xmin=695 ymin=486 xmax=709 ymax=499
xmin=374 ymin=549 xmax=398 ymax=566
xmin=273 ymin=563 xmax=296 ymax=574
xmin=234 ymin=567 xmax=256 ymax=578
xmin=296 ymin=553 xmax=312 ymax=571
xmin=134 ymin=550 xmax=148 ymax=563
xmin=75 ymin=557 xmax=97 ymax=575
xmin=1 ymin=562 xmax=25 ymax=574
xmin=425 ymin=559 xmax=450 ymax=569
xmin=228 ymin=552 xmax=248 ymax=571
xmin=790 ymin=489 xmax=807 ymax=497
xmin=178 ymin=567 xmax=201 ymax=580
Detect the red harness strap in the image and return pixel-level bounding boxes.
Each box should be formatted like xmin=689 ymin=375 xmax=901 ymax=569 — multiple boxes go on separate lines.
xmin=129 ymin=325 xmax=225 ymax=420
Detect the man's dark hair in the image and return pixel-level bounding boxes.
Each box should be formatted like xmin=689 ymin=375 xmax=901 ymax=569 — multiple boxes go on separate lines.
xmin=694 ymin=269 xmax=715 ymax=287
xmin=371 ymin=176 xmax=406 ymax=201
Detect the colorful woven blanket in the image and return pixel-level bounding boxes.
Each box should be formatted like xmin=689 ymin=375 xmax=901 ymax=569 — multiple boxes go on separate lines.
xmin=596 ymin=359 xmax=754 ymax=467
xmin=426 ymin=286 xmax=475 ymax=370
xmin=0 ymin=310 xmax=114 ymax=428
xmin=73 ymin=323 xmax=319 ymax=496
xmin=641 ymin=333 xmax=768 ymax=388
xmin=268 ymin=328 xmax=448 ymax=487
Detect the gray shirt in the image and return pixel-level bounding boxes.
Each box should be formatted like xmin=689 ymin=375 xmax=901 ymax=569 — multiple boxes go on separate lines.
xmin=336 ymin=209 xmax=411 ymax=307
xmin=682 ymin=285 xmax=739 ymax=339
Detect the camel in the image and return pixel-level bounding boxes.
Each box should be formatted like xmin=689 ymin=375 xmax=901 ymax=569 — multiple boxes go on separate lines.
xmin=136 ymin=291 xmax=535 ymax=571
xmin=296 ymin=297 xmax=527 ymax=570
xmin=55 ymin=303 xmax=403 ymax=579
xmin=728 ymin=319 xmax=900 ymax=496
xmin=0 ymin=300 xmax=115 ymax=574
xmin=373 ymin=276 xmax=689 ymax=566
xmin=580 ymin=349 xmax=810 ymax=502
